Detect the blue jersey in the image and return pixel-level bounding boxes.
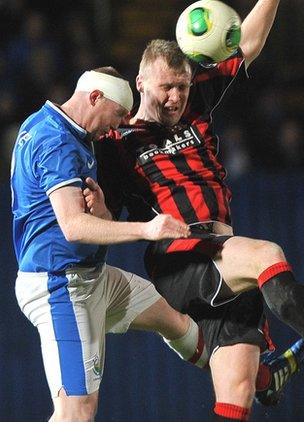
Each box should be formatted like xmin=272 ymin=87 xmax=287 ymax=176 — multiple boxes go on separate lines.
xmin=11 ymin=101 xmax=107 ymax=272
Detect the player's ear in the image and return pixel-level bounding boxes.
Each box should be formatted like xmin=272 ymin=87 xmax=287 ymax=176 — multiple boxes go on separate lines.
xmin=89 ymin=90 xmax=104 ymax=105
xmin=136 ymin=75 xmax=144 ymax=93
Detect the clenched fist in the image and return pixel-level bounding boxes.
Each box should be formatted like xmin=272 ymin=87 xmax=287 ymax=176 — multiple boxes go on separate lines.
xmin=83 ymin=177 xmax=112 ymax=220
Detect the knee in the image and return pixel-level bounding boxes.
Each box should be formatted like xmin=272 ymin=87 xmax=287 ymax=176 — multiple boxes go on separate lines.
xmin=77 ymin=398 xmax=98 ymax=422
xmin=52 ymin=395 xmax=98 ymax=422
xmin=254 ymin=240 xmax=285 ymax=268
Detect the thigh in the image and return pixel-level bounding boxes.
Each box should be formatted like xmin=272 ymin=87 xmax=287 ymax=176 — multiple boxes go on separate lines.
xmin=214 ymin=236 xmax=265 ymax=294
xmin=16 ymin=268 xmax=107 ymax=398
xmin=104 ymin=265 xmax=161 ymax=334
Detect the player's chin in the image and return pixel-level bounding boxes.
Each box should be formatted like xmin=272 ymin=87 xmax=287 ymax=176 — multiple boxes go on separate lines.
xmin=92 ymin=128 xmax=108 ymax=140
xmin=162 ymin=113 xmax=182 ymax=127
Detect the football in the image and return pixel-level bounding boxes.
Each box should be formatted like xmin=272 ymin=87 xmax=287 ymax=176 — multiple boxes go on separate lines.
xmin=176 ymin=0 xmax=242 ymax=64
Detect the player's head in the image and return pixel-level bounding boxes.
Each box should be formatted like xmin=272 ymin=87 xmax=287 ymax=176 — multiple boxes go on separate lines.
xmin=73 ymin=67 xmax=133 ymax=139
xmin=137 ymin=39 xmax=192 ymax=127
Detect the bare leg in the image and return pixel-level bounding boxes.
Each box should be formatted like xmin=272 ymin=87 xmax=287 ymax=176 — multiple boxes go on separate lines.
xmin=210 ymin=344 xmax=260 ymax=406
xmin=130 ymin=296 xmax=189 ymax=339
xmin=50 ymin=389 xmax=99 ymax=422
xmin=214 ymin=236 xmax=304 ymax=336
xmin=130 ymin=297 xmax=207 ymax=367
xmin=210 ymin=344 xmax=260 ymax=420
xmin=214 ymin=236 xmax=286 ymax=294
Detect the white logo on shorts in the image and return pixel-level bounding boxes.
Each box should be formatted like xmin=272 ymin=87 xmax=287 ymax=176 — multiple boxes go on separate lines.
xmin=92 ymin=354 xmax=102 ymax=377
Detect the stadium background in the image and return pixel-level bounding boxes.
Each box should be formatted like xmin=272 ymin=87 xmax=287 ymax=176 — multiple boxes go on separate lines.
xmin=1 ymin=0 xmax=304 ymax=420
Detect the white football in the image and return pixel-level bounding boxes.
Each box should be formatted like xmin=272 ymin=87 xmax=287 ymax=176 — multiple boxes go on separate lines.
xmin=176 ymin=0 xmax=242 ymax=64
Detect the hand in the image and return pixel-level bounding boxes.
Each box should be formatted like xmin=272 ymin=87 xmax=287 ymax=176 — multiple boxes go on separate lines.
xmin=83 ymin=177 xmax=112 ymax=220
xmin=143 ymin=214 xmax=190 ymax=241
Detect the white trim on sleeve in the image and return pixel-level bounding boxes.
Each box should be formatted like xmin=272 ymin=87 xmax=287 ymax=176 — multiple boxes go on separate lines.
xmin=46 ymin=178 xmax=82 ymax=196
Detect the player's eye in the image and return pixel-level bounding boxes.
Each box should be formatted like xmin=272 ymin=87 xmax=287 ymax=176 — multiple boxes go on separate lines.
xmin=116 ymin=109 xmax=127 ymax=118
xmin=178 ymin=83 xmax=192 ymax=91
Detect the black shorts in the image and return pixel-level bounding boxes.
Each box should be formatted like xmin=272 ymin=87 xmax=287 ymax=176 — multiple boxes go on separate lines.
xmin=144 ymin=238 xmax=272 ymax=358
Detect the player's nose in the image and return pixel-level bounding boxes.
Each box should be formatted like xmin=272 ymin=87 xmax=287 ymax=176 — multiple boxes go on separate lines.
xmin=169 ymin=87 xmax=181 ymax=102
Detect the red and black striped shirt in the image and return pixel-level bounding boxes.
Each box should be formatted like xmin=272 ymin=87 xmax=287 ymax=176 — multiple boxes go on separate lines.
xmin=96 ymin=54 xmax=244 ymax=230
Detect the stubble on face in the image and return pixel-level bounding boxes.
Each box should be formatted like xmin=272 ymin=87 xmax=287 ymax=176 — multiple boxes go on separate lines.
xmin=142 ymin=58 xmax=192 ymax=127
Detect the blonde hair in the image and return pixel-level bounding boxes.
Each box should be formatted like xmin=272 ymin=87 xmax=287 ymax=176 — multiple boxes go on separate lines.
xmin=139 ymin=39 xmax=191 ymax=76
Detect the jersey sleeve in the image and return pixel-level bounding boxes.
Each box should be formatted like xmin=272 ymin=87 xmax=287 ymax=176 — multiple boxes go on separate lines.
xmin=33 ymin=132 xmax=83 ymax=196
xmin=184 ymin=51 xmax=245 ymax=122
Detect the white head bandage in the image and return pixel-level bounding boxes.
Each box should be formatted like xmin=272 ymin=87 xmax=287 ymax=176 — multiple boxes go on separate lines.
xmin=75 ymin=70 xmax=133 ymax=112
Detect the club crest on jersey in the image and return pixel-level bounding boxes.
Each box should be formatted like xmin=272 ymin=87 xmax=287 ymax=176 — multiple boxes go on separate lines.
xmin=138 ymin=128 xmax=201 ymax=163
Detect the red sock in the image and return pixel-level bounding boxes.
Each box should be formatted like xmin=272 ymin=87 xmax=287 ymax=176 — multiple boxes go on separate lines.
xmin=256 ymin=363 xmax=271 ymax=390
xmin=188 ymin=327 xmax=205 ymax=365
xmin=257 ymin=262 xmax=292 ymax=289
xmin=214 ymin=403 xmax=251 ymax=421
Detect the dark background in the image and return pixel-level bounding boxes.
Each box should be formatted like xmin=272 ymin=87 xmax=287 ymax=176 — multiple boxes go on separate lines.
xmin=1 ymin=1 xmax=304 ymax=421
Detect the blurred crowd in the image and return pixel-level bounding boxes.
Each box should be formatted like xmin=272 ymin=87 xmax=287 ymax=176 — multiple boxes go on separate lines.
xmin=0 ymin=0 xmax=101 ymax=181
xmin=1 ymin=0 xmax=303 ymax=182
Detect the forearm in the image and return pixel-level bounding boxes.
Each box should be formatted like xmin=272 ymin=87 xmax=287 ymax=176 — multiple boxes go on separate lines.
xmin=51 ymin=184 xmax=190 ymax=244
xmin=240 ymin=0 xmax=280 ymax=66
xmin=63 ymin=213 xmax=149 ymax=244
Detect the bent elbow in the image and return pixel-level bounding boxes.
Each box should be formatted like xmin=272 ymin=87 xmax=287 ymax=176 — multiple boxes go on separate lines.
xmin=241 ymin=41 xmax=264 ymax=67
xmin=61 ymin=222 xmax=81 ymax=243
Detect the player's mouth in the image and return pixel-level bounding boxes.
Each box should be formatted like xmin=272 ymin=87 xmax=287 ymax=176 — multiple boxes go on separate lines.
xmin=101 ymin=127 xmax=110 ymax=135
xmin=164 ymin=106 xmax=180 ymax=115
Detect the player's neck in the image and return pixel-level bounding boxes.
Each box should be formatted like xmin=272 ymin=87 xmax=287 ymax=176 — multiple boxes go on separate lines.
xmin=60 ymin=99 xmax=84 ymax=129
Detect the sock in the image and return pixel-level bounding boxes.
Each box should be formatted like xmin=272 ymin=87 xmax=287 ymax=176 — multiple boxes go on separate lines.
xmin=163 ymin=318 xmax=207 ymax=368
xmin=256 ymin=363 xmax=271 ymax=390
xmin=213 ymin=416 xmax=248 ymax=422
xmin=256 ymin=344 xmax=300 ymax=392
xmin=257 ymin=262 xmax=292 ymax=289
xmin=214 ymin=403 xmax=250 ymax=421
xmin=258 ymin=262 xmax=304 ymax=337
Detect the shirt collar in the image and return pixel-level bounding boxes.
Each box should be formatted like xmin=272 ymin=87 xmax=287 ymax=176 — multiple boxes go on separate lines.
xmin=44 ymin=100 xmax=87 ymax=139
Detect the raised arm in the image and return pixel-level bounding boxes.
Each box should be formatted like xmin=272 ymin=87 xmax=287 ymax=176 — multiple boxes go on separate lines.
xmin=240 ymin=0 xmax=280 ymax=67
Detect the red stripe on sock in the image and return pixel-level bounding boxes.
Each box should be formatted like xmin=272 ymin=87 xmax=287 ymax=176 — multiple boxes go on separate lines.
xmin=214 ymin=402 xmax=250 ymax=421
xmin=188 ymin=328 xmax=204 ymax=365
xmin=258 ymin=262 xmax=292 ymax=289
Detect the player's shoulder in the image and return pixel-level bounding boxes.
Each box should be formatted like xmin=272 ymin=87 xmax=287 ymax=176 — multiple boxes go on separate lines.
xmin=16 ymin=113 xmax=73 ymax=163
xmin=119 ymin=121 xmax=151 ymax=139
xmin=192 ymin=49 xmax=244 ymax=82
xmin=102 ymin=121 xmax=153 ymax=146
xmin=15 ymin=106 xmax=48 ymax=150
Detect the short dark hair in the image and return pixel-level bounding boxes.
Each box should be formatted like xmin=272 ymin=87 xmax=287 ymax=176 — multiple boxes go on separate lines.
xmin=93 ymin=66 xmax=128 ymax=81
